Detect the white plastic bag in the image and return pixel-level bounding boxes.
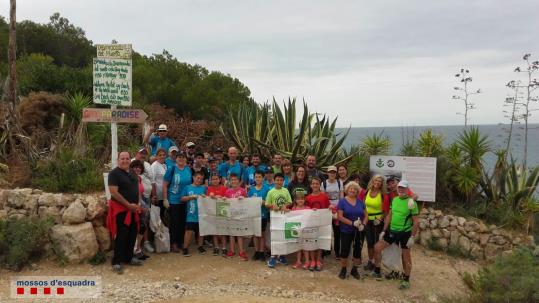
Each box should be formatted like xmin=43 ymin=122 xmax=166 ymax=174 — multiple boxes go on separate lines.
xmin=154 ymin=225 xmax=170 ymax=253
xmin=150 ymin=205 xmax=161 ymax=233
xmin=381 ymin=243 xmax=403 ymax=272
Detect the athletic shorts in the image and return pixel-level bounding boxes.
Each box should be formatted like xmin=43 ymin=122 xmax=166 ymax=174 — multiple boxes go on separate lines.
xmin=261 ymin=218 xmax=269 ymax=232
xmin=186 ymin=222 xmax=199 ymax=234
xmin=383 ymin=230 xmax=412 ymax=249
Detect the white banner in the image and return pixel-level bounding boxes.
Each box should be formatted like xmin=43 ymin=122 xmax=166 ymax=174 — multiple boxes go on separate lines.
xmin=270 ymin=209 xmax=332 ymax=255
xmin=370 ymin=155 xmax=437 ymax=202
xmin=198 ymin=197 xmax=261 ymax=237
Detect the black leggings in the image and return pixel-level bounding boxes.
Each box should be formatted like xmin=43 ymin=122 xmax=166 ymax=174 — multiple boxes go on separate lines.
xmin=340 ymin=230 xmax=365 ymax=259
xmin=168 ymin=203 xmax=186 ymax=248
xmin=112 ymin=212 xmax=138 ymax=265
xmin=332 ymin=222 xmax=341 ymax=256
xmin=364 ymin=219 xmax=384 ymax=248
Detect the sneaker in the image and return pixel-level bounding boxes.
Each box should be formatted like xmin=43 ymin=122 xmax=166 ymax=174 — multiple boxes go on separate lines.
xmin=112 ymin=264 xmax=123 ymax=274
xmin=213 ymin=248 xmax=220 ymax=256
xmin=292 ymin=261 xmax=302 ymax=269
xmin=143 ymin=241 xmax=155 ymax=253
xmin=134 ymin=251 xmax=149 ymax=260
xmin=252 ymin=251 xmax=260 ymax=261
xmin=239 ymin=251 xmax=249 ymax=261
xmin=302 ymin=261 xmax=310 ymax=270
xmin=221 ymin=248 xmax=228 ymax=257
xmin=129 ymin=257 xmax=144 ymax=266
xmin=338 ymin=267 xmax=347 ymax=279
xmin=364 ymin=261 xmax=375 ymax=271
xmin=267 ymin=256 xmax=277 ymax=268
xmin=385 ymin=270 xmax=401 ymax=280
xmin=309 ymin=260 xmax=316 ymax=271
xmin=371 ymin=271 xmax=383 ymax=281
xmin=225 ymin=250 xmax=235 ymax=258
xmin=315 ymin=261 xmax=323 ymax=272
xmin=399 ymin=280 xmax=410 ymax=290
xmin=198 ymin=246 xmax=206 ymax=255
xmin=183 ymin=248 xmax=190 ymax=257
xmin=278 ymin=255 xmax=288 ymax=265
xmin=350 ymin=266 xmax=360 ymax=280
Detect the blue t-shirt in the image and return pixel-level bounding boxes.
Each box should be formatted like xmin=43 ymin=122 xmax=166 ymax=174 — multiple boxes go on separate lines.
xmin=182 ymin=184 xmax=207 ymax=223
xmin=164 ymin=165 xmax=192 ymax=204
xmin=263 ymin=180 xmax=275 ymax=190
xmin=218 ymin=160 xmax=242 ymax=182
xmin=149 ymin=135 xmax=176 ymax=156
xmin=165 ymin=157 xmax=175 ymax=169
xmin=337 ymin=197 xmax=366 ymax=234
xmin=242 ymin=165 xmax=267 ymax=186
xmin=248 ymin=185 xmax=270 ymax=219
xmin=283 ymin=175 xmax=290 ymax=188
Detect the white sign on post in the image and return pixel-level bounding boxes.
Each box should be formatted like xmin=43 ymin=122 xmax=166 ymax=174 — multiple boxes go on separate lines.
xmin=96 ymin=44 xmax=132 ymax=59
xmin=270 ymin=209 xmax=332 ymax=256
xmin=93 ymin=58 xmax=132 ymax=106
xmin=369 ymin=155 xmax=437 ymax=202
xmin=198 ymin=197 xmax=262 ymax=237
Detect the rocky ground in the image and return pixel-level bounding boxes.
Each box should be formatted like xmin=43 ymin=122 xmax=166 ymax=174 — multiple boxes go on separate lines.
xmin=0 ymin=245 xmax=478 ymax=303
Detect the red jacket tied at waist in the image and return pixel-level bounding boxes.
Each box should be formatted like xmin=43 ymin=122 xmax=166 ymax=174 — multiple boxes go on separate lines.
xmin=106 ymin=199 xmax=140 ymax=239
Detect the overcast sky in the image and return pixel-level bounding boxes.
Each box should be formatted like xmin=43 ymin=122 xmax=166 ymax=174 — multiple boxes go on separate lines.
xmin=2 ymin=0 xmax=539 ymax=127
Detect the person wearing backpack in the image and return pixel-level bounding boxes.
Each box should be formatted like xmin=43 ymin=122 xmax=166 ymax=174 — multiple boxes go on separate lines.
xmin=359 ymin=174 xmax=390 ymax=271
xmin=321 ymin=165 xmax=344 ymax=259
xmin=373 ymin=180 xmax=419 ymax=290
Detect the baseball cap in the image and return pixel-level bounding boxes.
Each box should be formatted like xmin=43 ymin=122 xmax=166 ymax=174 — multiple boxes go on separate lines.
xmin=327 ymin=165 xmax=337 ymax=172
xmin=137 ymin=147 xmax=147 ymax=154
xmin=387 ymin=175 xmax=399 ymax=182
xmin=214 ymin=147 xmax=223 ymax=153
xmin=168 ymin=146 xmax=179 ymax=153
xmin=208 ymin=156 xmax=216 ymax=163
xmin=265 ymin=166 xmax=274 ymax=174
xmin=186 ymin=142 xmax=196 ymax=148
xmin=157 ymin=124 xmax=168 ymax=131
xmin=397 ymin=180 xmax=409 ymax=188
xmin=176 ymin=151 xmax=187 ymax=158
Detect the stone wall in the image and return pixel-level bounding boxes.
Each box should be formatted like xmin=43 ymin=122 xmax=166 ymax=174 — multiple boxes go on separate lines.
xmin=416 ymin=207 xmax=535 ymax=261
xmin=0 ymin=188 xmax=110 ymax=263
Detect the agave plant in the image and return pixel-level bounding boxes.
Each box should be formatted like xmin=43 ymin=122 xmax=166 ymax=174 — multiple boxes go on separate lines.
xmin=456 ymin=126 xmax=490 ymax=169
xmin=359 ymin=132 xmax=391 ymax=157
xmin=416 ymin=129 xmax=445 ymax=157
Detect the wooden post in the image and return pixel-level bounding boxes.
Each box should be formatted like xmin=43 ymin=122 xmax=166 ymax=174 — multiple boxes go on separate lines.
xmin=7 ymin=0 xmax=17 ymax=105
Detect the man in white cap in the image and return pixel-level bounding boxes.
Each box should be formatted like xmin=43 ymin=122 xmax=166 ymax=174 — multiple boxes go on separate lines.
xmin=165 ymin=146 xmax=179 ymax=168
xmin=144 ymin=124 xmax=177 ymax=157
xmin=372 ymin=180 xmax=419 ymax=290
xmin=185 ymin=141 xmax=196 ymax=166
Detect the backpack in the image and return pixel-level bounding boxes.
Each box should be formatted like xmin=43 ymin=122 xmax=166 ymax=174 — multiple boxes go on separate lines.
xmin=322 ymin=179 xmax=342 ymax=192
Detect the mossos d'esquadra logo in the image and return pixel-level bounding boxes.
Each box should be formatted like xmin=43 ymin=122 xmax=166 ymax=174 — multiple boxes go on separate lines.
xmin=216 ymin=201 xmax=230 ymax=217
xmin=284 ymin=222 xmax=301 ymax=239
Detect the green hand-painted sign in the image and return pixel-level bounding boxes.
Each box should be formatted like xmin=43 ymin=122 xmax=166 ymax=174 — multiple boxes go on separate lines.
xmin=216 ymin=201 xmax=230 ymax=218
xmin=285 ymin=222 xmax=301 ymax=239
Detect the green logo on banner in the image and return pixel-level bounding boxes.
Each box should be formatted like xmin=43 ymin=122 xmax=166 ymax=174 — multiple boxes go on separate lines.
xmin=285 ymin=222 xmax=301 ymax=239
xmin=216 ymin=201 xmax=230 ymax=217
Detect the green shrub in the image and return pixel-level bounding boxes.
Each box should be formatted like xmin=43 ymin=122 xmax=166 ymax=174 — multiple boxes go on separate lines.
xmin=464 ymin=248 xmax=539 ymax=303
xmin=32 ymin=148 xmax=103 ymax=193
xmin=0 ymin=217 xmax=54 ymax=270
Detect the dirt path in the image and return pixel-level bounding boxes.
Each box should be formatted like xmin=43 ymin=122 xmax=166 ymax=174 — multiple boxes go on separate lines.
xmin=0 ymin=246 xmax=478 ymax=303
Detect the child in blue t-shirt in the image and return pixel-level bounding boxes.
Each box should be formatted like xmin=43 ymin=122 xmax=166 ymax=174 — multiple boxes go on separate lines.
xmin=248 ymin=170 xmax=270 ymax=261
xmin=181 ymin=172 xmax=207 ymax=256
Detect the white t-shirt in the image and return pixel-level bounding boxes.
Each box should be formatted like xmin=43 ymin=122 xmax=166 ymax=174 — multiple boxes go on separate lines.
xmin=150 ymin=161 xmax=167 ymax=200
xmin=322 ymin=179 xmax=343 ymax=207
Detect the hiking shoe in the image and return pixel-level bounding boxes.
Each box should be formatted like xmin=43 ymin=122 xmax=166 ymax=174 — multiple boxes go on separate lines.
xmin=268 ymin=256 xmax=277 ymax=268
xmin=198 ymin=246 xmax=206 ymax=255
xmin=292 ymin=261 xmax=302 ymax=269
xmin=399 ymin=280 xmax=410 ymax=290
xmin=309 ymin=260 xmax=316 ymax=271
xmin=183 ymin=248 xmax=190 ymax=257
xmin=112 ymin=264 xmax=123 ymax=274
xmin=239 ymin=251 xmax=249 ymax=261
xmin=364 ymin=261 xmax=375 ymax=271
xmin=144 ymin=241 xmax=155 ymax=253
xmin=225 ymin=250 xmax=235 ymax=258
xmin=315 ymin=261 xmax=323 ymax=272
xmin=129 ymin=257 xmax=144 ymax=266
xmin=371 ymin=271 xmax=383 ymax=281
xmin=350 ymin=266 xmax=360 ymax=280
xmin=278 ymin=255 xmax=288 ymax=265
xmin=213 ymin=248 xmax=220 ymax=256
xmin=338 ymin=267 xmax=347 ymax=279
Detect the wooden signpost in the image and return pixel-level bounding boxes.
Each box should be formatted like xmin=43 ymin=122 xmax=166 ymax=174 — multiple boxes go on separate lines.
xmin=82 ymin=108 xmax=148 ymax=123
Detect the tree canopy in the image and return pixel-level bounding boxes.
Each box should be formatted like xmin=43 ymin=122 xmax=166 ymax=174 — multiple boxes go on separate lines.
xmin=0 ymin=13 xmax=253 ymax=120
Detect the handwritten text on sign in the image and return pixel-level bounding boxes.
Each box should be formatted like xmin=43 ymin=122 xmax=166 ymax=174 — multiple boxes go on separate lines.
xmin=96 ymin=44 xmax=132 ymax=59
xmin=82 ymin=108 xmax=148 ymax=123
xmin=93 ymin=58 xmax=132 ymax=106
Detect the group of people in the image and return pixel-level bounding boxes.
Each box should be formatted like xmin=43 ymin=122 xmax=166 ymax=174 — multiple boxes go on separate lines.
xmin=107 ymin=124 xmax=420 ymax=290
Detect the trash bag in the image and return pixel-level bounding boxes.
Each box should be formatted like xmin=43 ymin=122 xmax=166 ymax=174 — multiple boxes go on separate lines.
xmin=382 ymin=243 xmax=403 ymax=272
xmin=150 ymin=204 xmax=161 ymax=233
xmin=154 ymin=225 xmax=170 ymax=253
